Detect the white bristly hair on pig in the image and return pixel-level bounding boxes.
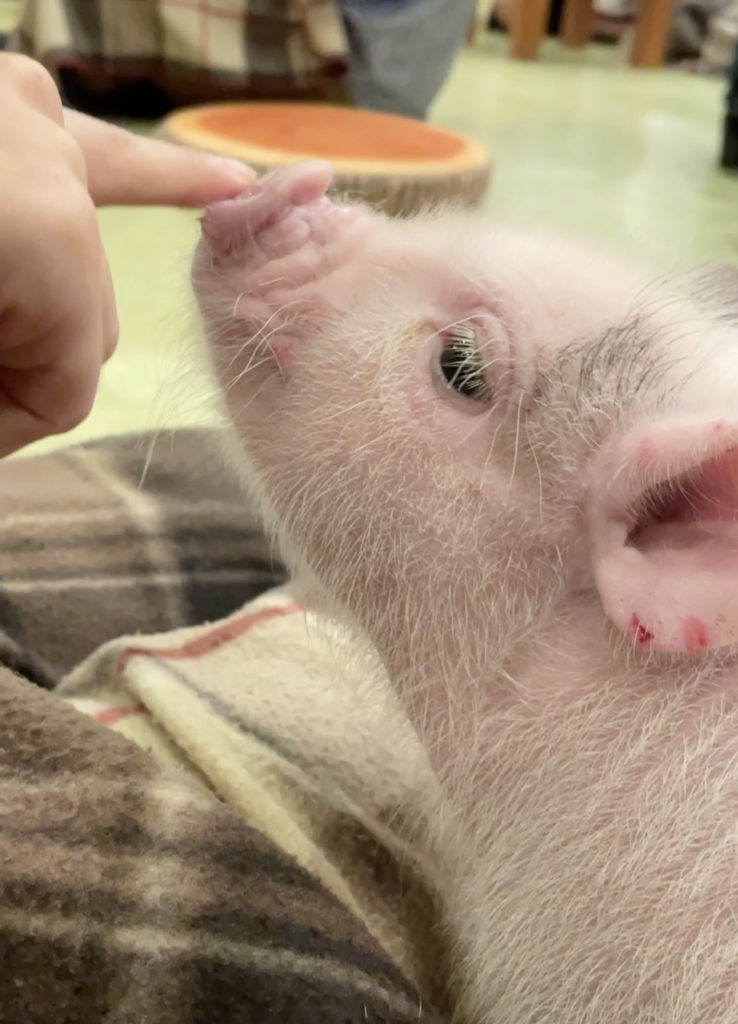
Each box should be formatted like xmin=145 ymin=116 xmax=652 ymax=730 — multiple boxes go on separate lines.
xmin=192 ymin=185 xmax=738 ymax=1022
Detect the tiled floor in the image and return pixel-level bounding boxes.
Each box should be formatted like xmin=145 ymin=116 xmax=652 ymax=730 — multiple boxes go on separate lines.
xmin=19 ymin=31 xmax=738 ymax=455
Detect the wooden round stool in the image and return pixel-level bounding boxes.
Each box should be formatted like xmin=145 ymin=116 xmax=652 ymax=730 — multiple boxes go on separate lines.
xmin=158 ymin=103 xmax=492 ymax=218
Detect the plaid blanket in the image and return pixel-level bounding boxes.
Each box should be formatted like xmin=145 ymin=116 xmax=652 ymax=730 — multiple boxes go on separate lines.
xmin=0 ymin=430 xmax=451 ymax=1022
xmin=10 ymin=0 xmax=349 ymax=117
xmin=0 ymin=429 xmax=287 ymax=689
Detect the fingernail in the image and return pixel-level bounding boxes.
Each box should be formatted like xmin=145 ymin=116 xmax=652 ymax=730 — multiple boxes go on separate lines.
xmin=208 ymin=156 xmax=256 ymax=186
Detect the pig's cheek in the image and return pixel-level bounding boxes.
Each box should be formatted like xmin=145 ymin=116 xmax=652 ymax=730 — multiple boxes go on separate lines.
xmin=402 ymin=359 xmax=497 ymax=459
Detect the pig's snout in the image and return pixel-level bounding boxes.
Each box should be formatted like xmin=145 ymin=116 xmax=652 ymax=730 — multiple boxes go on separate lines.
xmin=200 ymin=160 xmax=334 ymax=258
xmin=193 ymin=159 xmax=373 ymax=379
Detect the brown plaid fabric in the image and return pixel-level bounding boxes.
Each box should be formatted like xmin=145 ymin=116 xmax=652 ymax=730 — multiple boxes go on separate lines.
xmin=9 ymin=0 xmax=349 ymax=117
xmin=0 ymin=664 xmax=436 ymax=1024
xmin=0 ymin=429 xmax=444 ymax=1022
xmin=0 ymin=429 xmax=287 ymax=689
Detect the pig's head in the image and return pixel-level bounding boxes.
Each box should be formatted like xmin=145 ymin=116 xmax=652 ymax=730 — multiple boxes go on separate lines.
xmin=193 ymin=163 xmax=738 ymax=1024
xmin=192 ymin=162 xmax=738 ymax=690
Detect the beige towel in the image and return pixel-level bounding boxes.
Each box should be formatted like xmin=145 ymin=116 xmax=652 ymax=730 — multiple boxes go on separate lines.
xmin=58 ymin=586 xmax=454 ymax=1014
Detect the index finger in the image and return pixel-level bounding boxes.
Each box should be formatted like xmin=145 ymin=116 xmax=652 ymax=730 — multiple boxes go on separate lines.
xmin=63 ymin=110 xmax=256 ymax=207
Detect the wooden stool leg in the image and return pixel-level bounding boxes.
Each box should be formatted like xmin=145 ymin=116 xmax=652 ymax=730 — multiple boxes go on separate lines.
xmin=629 ymin=0 xmax=672 ymax=67
xmin=509 ymin=0 xmax=552 ymax=60
xmin=560 ymin=0 xmax=594 ymax=48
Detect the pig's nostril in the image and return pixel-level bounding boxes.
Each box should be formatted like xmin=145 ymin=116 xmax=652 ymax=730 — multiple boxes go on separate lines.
xmin=626 ymin=448 xmax=738 ymax=553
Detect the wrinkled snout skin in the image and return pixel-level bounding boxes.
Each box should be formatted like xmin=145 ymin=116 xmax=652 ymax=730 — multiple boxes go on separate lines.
xmin=192 ymin=162 xmax=738 ymax=1024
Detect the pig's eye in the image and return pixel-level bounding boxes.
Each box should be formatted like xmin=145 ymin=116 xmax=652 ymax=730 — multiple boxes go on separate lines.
xmin=439 ymin=325 xmax=490 ymax=401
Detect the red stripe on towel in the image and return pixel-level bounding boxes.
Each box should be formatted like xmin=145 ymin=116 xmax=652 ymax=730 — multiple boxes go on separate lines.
xmin=93 ymin=703 xmax=147 ymax=727
xmin=117 ymin=603 xmax=303 ymax=670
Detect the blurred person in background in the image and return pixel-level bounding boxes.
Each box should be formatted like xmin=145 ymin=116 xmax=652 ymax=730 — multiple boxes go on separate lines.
xmin=9 ymin=0 xmax=476 ymax=121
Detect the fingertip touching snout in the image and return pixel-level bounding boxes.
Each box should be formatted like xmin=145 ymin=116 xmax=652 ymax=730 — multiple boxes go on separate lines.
xmin=200 ymin=160 xmax=334 ymax=257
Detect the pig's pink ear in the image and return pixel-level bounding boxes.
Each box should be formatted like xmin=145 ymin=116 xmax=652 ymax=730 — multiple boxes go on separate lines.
xmin=589 ymin=419 xmax=738 ymax=652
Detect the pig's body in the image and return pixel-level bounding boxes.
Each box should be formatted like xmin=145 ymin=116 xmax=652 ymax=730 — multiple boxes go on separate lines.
xmin=192 ymin=162 xmax=738 ymax=1023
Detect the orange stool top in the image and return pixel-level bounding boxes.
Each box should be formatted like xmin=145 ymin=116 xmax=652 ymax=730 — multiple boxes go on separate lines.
xmin=158 ymin=102 xmax=492 ymax=218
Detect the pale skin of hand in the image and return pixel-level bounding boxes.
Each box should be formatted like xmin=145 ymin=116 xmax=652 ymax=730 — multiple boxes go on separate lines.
xmin=0 ymin=53 xmax=256 ymax=459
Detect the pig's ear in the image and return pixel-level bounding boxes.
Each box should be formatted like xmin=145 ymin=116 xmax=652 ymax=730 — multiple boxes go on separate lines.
xmin=589 ymin=419 xmax=738 ymax=652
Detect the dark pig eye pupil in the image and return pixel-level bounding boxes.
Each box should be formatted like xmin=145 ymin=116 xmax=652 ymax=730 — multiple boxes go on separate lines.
xmin=439 ymin=332 xmax=489 ymax=401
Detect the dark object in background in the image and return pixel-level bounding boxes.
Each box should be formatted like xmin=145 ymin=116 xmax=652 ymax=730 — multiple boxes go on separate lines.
xmin=56 ymin=70 xmax=179 ymax=121
xmin=489 ymin=0 xmax=565 ymax=36
xmin=720 ymin=39 xmax=738 ymax=169
xmin=667 ymin=1 xmax=711 ymax=62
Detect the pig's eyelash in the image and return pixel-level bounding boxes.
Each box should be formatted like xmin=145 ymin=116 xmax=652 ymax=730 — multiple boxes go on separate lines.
xmin=440 ymin=325 xmax=492 ymax=401
xmin=447 ymin=323 xmax=476 ymax=343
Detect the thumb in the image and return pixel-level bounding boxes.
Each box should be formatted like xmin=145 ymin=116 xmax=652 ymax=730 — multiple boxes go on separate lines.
xmin=63 ymin=109 xmax=256 ymax=207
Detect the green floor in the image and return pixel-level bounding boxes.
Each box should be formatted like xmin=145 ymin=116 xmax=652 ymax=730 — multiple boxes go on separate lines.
xmin=22 ymin=32 xmax=738 ymax=456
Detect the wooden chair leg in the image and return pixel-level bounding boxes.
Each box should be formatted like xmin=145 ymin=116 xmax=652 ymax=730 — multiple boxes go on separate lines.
xmin=629 ymin=0 xmax=672 ymax=67
xmin=509 ymin=0 xmax=551 ymax=60
xmin=560 ymin=0 xmax=594 ymax=48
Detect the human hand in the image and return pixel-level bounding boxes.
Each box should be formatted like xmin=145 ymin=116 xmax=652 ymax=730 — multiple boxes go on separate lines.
xmin=62 ymin=107 xmax=255 ymax=207
xmin=0 ymin=54 xmax=255 ymax=458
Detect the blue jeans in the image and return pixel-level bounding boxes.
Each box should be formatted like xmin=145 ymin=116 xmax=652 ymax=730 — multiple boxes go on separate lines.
xmin=338 ymin=0 xmax=477 ymax=119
